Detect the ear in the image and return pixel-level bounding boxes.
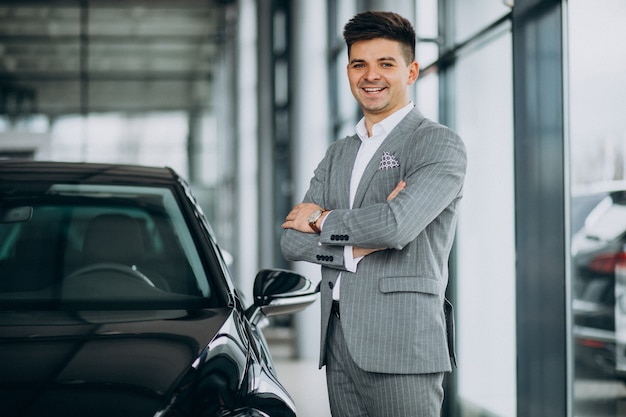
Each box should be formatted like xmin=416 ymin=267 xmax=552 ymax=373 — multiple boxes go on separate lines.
xmin=407 ymin=61 xmax=420 ymax=85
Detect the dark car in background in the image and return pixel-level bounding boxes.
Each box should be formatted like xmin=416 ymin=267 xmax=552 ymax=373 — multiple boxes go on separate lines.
xmin=0 ymin=161 xmax=318 ymax=417
xmin=572 ymin=190 xmax=626 ymax=381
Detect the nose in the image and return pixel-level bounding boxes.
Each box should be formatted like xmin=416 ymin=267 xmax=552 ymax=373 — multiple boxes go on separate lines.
xmin=364 ymin=66 xmax=381 ymax=81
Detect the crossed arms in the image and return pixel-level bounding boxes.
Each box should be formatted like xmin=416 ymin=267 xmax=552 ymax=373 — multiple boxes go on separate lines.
xmin=281 ymin=180 xmax=406 ymax=258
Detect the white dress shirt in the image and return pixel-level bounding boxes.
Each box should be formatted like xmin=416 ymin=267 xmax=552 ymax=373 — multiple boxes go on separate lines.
xmin=328 ymin=102 xmax=414 ymax=300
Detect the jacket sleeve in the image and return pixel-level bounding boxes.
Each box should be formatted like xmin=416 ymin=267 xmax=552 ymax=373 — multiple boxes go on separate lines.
xmin=280 ymin=143 xmax=347 ymax=271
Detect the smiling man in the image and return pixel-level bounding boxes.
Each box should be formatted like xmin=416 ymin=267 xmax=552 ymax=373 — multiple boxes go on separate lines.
xmin=347 ymin=37 xmax=418 ymax=131
xmin=281 ymin=11 xmax=467 ymax=417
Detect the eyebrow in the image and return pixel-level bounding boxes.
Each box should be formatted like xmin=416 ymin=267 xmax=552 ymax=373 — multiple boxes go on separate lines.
xmin=349 ymin=56 xmax=398 ymax=65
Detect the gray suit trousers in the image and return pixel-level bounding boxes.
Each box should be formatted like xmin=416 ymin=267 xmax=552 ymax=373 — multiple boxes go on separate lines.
xmin=326 ymin=314 xmax=445 ymax=417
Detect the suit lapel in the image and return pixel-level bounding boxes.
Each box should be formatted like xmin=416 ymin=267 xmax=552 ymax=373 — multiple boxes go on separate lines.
xmin=336 ymin=135 xmax=361 ymax=209
xmin=352 ymin=109 xmax=424 ymax=208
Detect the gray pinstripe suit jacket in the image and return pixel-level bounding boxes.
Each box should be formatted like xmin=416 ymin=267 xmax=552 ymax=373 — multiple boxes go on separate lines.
xmin=281 ymin=107 xmax=466 ymax=374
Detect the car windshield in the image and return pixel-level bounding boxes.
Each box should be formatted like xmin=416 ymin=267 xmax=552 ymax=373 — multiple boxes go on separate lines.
xmin=0 ymin=183 xmax=216 ymax=309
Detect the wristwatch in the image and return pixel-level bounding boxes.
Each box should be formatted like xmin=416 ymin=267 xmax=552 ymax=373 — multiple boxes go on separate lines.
xmin=308 ymin=209 xmax=324 ymax=233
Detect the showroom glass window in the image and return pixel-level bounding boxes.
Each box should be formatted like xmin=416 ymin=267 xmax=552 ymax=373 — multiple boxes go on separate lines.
xmin=569 ymin=1 xmax=626 ymax=416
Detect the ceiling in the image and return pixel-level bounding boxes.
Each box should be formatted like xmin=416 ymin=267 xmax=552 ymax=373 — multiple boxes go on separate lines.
xmin=0 ymin=0 xmax=236 ymax=118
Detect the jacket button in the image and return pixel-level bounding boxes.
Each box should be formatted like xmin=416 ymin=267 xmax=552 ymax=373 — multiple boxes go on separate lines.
xmin=329 ymin=282 xmax=334 ymax=289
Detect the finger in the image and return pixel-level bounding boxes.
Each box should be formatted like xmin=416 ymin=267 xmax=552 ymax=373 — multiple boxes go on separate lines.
xmin=387 ymin=181 xmax=406 ymax=200
xmin=285 ymin=209 xmax=297 ymax=220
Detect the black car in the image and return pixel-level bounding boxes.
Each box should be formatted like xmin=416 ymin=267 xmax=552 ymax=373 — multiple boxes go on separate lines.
xmin=572 ymin=190 xmax=626 ymax=380
xmin=0 ymin=160 xmax=318 ymax=417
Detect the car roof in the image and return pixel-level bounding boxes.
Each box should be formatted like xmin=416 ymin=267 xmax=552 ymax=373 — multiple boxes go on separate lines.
xmin=0 ymin=160 xmax=179 ymax=186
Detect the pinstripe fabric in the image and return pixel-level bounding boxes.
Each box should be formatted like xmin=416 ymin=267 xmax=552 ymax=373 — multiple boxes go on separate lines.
xmin=281 ymin=108 xmax=466 ymax=375
xmin=327 ymin=315 xmax=444 ymax=417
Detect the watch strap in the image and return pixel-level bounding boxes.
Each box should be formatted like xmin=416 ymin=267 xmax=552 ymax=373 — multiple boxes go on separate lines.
xmin=308 ymin=209 xmax=324 ymax=233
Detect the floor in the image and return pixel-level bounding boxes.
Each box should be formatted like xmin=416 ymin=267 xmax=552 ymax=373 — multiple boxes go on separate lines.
xmin=265 ymin=325 xmax=332 ymax=417
xmin=274 ymin=359 xmax=332 ymax=417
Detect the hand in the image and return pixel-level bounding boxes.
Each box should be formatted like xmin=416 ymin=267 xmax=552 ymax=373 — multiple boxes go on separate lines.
xmin=282 ymin=202 xmax=324 ymax=233
xmin=387 ymin=180 xmax=406 ymax=200
xmin=353 ymin=247 xmax=383 ymax=257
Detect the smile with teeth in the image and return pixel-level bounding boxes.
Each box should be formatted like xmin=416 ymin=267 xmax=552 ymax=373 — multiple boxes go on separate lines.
xmin=363 ymin=87 xmax=385 ymax=93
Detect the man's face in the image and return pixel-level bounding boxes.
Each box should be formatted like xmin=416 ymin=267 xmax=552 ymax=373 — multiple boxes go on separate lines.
xmin=347 ymin=38 xmax=419 ymax=124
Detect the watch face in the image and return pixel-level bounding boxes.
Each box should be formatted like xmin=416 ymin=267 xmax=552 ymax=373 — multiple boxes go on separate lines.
xmin=309 ymin=209 xmax=322 ymax=223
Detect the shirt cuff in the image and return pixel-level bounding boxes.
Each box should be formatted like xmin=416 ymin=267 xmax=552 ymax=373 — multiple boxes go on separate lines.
xmin=344 ymin=246 xmax=363 ymax=272
xmin=318 ymin=209 xmax=330 ymax=230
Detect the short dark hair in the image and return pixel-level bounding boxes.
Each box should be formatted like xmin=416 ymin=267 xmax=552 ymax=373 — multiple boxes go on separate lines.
xmin=343 ymin=11 xmax=416 ymax=65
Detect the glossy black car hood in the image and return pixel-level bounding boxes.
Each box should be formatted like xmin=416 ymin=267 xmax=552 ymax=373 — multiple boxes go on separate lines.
xmin=0 ymin=307 xmax=231 ymax=417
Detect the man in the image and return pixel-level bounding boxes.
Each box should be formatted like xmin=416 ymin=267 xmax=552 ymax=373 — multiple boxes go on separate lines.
xmin=281 ymin=10 xmax=466 ymax=417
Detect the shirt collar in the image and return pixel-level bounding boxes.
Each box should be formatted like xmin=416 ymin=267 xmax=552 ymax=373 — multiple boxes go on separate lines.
xmin=355 ymin=102 xmax=414 ymax=141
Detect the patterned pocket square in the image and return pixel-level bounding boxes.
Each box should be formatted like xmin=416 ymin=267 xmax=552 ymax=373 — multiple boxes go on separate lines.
xmin=379 ymin=151 xmax=400 ymax=170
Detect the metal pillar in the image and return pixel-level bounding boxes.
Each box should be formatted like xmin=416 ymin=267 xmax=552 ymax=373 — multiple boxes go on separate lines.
xmin=513 ymin=0 xmax=569 ymax=415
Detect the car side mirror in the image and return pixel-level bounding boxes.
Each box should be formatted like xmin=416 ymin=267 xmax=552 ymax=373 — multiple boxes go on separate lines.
xmin=245 ymin=268 xmax=318 ymax=326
